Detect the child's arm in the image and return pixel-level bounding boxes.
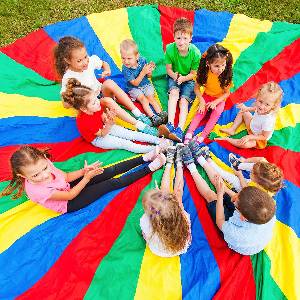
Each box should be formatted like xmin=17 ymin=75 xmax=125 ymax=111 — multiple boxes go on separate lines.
xmin=95 ymin=108 xmax=116 ymax=137
xmin=215 ymin=175 xmax=226 ymax=229
xmin=194 ymin=82 xmax=205 ymax=114
xmin=232 ymin=169 xmax=248 ymax=188
xmin=237 ymin=103 xmax=256 ymax=113
xmin=129 ymin=63 xmax=153 ymax=87
xmin=101 ymin=61 xmax=111 ymax=77
xmin=206 ymin=90 xmax=230 ymax=110
xmin=48 ymin=167 xmax=104 ymax=201
xmin=65 ymin=161 xmax=102 ymax=182
xmin=166 ymin=64 xmax=178 ymax=81
xmin=177 ymin=70 xmax=197 ymax=85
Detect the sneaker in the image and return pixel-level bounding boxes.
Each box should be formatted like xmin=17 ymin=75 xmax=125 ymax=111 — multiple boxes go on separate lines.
xmin=188 ymin=140 xmax=210 ymax=160
xmin=175 ymin=143 xmax=185 ymax=165
xmin=158 ymin=138 xmax=174 ymax=152
xmin=169 ymin=127 xmax=183 ymax=142
xmin=229 ymin=153 xmax=241 ymax=171
xmin=137 ymin=114 xmax=152 ymax=126
xmin=158 ymin=122 xmax=174 ymax=138
xmin=150 ymin=114 xmax=164 ymax=127
xmin=140 ymin=125 xmax=158 ymax=136
xmin=166 ymin=146 xmax=176 ymax=164
xmin=181 ymin=145 xmax=195 ymax=166
xmin=158 ymin=111 xmax=168 ymax=124
xmin=148 ymin=153 xmax=167 ymax=171
xmin=183 ymin=133 xmax=193 ymax=145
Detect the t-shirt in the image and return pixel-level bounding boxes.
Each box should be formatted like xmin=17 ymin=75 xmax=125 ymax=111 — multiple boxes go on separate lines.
xmin=25 ymin=159 xmax=69 ymax=213
xmin=60 ymin=55 xmax=103 ymax=93
xmin=165 ymin=43 xmax=200 ymax=76
xmin=140 ymin=212 xmax=191 ymax=257
xmin=250 ymin=111 xmax=276 ymax=140
xmin=76 ymin=109 xmax=104 ymax=143
xmin=202 ymin=70 xmax=232 ymax=98
xmin=122 ymin=56 xmax=151 ymax=91
xmin=222 ymin=210 xmax=276 ymax=255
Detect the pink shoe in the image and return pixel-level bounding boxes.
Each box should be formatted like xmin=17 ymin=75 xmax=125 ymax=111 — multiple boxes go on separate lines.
xmin=184 ymin=133 xmax=193 ymax=145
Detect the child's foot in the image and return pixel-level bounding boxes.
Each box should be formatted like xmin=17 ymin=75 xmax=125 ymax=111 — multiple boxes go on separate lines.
xmin=181 ymin=145 xmax=195 ymax=166
xmin=143 ymin=146 xmax=160 ymax=162
xmin=158 ymin=138 xmax=174 ymax=153
xmin=183 ymin=133 xmax=193 ymax=145
xmin=150 ymin=114 xmax=163 ymax=127
xmin=158 ymin=122 xmax=174 ymax=138
xmin=140 ymin=125 xmax=158 ymax=136
xmin=175 ymin=143 xmax=185 ymax=165
xmin=137 ymin=114 xmax=152 ymax=126
xmin=148 ymin=153 xmax=167 ymax=171
xmin=169 ymin=127 xmax=183 ymax=142
xmin=195 ymin=136 xmax=204 ymax=144
xmin=158 ymin=111 xmax=168 ymax=124
xmin=188 ymin=140 xmax=211 ymax=160
xmin=229 ymin=153 xmax=241 ymax=171
xmin=220 ymin=127 xmax=235 ymax=136
xmin=166 ymin=146 xmax=176 ymax=164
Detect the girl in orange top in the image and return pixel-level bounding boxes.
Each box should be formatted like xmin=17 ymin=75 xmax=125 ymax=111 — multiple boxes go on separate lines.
xmin=184 ymin=44 xmax=233 ymax=144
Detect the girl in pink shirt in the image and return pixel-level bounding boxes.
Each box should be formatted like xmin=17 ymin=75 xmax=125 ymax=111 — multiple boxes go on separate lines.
xmin=1 ymin=146 xmax=166 ymax=213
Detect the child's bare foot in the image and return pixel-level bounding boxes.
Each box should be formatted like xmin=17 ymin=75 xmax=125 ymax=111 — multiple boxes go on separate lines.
xmin=214 ymin=137 xmax=228 ymax=141
xmin=220 ymin=127 xmax=235 ymax=136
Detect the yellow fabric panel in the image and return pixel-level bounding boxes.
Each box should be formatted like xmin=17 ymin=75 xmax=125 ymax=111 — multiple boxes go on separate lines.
xmin=184 ymin=97 xmax=200 ymax=130
xmin=87 ymin=9 xmax=132 ymax=71
xmin=214 ymin=103 xmax=300 ymax=137
xmin=0 ymin=93 xmax=76 ymax=118
xmin=134 ymin=246 xmax=182 ymax=300
xmin=265 ymin=221 xmax=300 ymax=300
xmin=210 ymin=152 xmax=233 ymax=174
xmin=0 ymin=201 xmax=59 ymax=253
xmin=220 ymin=14 xmax=272 ymax=63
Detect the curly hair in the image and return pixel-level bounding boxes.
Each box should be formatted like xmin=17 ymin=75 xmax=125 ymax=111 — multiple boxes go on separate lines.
xmin=0 ymin=146 xmax=51 ymax=199
xmin=197 ymin=44 xmax=233 ymax=89
xmin=142 ymin=190 xmax=191 ymax=253
xmin=252 ymin=161 xmax=284 ymax=193
xmin=54 ymin=36 xmax=85 ymax=78
xmin=61 ymin=78 xmax=92 ymax=110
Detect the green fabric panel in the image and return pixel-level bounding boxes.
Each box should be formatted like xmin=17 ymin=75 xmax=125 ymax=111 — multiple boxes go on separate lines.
xmin=233 ymin=22 xmax=300 ymax=90
xmin=251 ymin=251 xmax=287 ymax=300
xmin=127 ymin=5 xmax=169 ymax=110
xmin=0 ymin=52 xmax=61 ymax=100
xmin=84 ymin=168 xmax=164 ymax=299
xmin=0 ymin=150 xmax=135 ymax=214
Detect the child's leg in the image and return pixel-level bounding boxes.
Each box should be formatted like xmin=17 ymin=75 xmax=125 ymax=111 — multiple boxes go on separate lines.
xmin=220 ymin=111 xmax=252 ymax=135
xmin=185 ymin=112 xmax=206 ymax=143
xmin=238 ymin=162 xmax=255 ymax=171
xmin=201 ymin=101 xmax=225 ymax=139
xmin=217 ymin=137 xmax=257 ymax=148
xmin=168 ymin=89 xmax=180 ymax=124
xmin=178 ymin=97 xmax=189 ymax=129
xmin=146 ymin=94 xmax=162 ymax=114
xmin=136 ymin=94 xmax=155 ymax=117
xmin=174 ymin=163 xmax=184 ymax=200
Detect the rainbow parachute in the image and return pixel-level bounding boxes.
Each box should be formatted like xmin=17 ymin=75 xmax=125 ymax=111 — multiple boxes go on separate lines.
xmin=0 ymin=5 xmax=299 ymax=299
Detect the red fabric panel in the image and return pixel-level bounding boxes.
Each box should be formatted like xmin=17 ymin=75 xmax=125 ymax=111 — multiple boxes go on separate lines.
xmin=226 ymin=38 xmax=300 ymax=110
xmin=185 ymin=171 xmax=256 ymax=300
xmin=1 ymin=29 xmax=59 ymax=81
xmin=159 ymin=5 xmax=195 ymax=51
xmin=215 ymin=140 xmax=300 ymax=187
xmin=17 ymin=174 xmax=150 ymax=300
xmin=0 ymin=137 xmax=107 ymax=181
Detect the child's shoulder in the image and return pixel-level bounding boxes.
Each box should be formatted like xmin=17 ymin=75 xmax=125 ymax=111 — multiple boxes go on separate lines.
xmin=165 ymin=42 xmax=176 ymax=52
xmin=188 ymin=43 xmax=201 ymax=55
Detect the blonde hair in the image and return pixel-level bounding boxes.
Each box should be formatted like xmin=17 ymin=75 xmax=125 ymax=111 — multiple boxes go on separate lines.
xmin=257 ymin=81 xmax=283 ymax=112
xmin=252 ymin=161 xmax=284 ymax=193
xmin=120 ymin=39 xmax=138 ymax=54
xmin=61 ymin=78 xmax=92 ymax=110
xmin=142 ymin=190 xmax=190 ymax=253
xmin=173 ymin=17 xmax=193 ymax=35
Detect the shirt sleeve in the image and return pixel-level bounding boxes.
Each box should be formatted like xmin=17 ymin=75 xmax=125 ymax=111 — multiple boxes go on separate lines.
xmin=122 ymin=66 xmax=136 ymax=82
xmin=60 ymin=74 xmax=68 ymax=94
xmin=140 ymin=214 xmax=152 ymax=241
xmin=90 ymin=55 xmax=103 ymax=70
xmin=191 ymin=46 xmax=201 ymax=71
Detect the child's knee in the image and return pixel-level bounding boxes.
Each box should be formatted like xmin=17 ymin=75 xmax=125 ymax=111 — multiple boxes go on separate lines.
xmin=102 ymin=79 xmax=115 ymax=88
xmin=169 ymin=88 xmax=179 ymax=98
xmin=179 ymin=98 xmax=188 ymax=108
xmin=101 ymin=97 xmax=114 ymax=106
xmin=137 ymin=95 xmax=148 ymax=104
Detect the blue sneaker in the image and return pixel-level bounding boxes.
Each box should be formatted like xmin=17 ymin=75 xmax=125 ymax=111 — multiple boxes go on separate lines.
xmin=158 ymin=122 xmax=174 ymax=138
xmin=138 ymin=114 xmax=152 ymax=126
xmin=169 ymin=127 xmax=183 ymax=142
xmin=188 ymin=140 xmax=210 ymax=160
xmin=181 ymin=145 xmax=194 ymax=166
xmin=140 ymin=125 xmax=158 ymax=136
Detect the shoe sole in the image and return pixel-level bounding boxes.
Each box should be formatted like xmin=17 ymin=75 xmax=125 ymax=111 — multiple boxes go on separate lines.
xmin=158 ymin=125 xmax=170 ymax=138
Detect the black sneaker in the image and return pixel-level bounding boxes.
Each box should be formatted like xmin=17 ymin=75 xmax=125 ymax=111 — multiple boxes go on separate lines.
xmin=175 ymin=143 xmax=185 ymax=165
xmin=188 ymin=140 xmax=210 ymax=160
xmin=150 ymin=114 xmax=163 ymax=127
xmin=166 ymin=146 xmax=176 ymax=164
xmin=158 ymin=111 xmax=168 ymax=124
xmin=181 ymin=145 xmax=195 ymax=166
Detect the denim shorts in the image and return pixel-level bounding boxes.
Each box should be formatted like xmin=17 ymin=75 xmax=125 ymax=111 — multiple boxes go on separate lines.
xmin=206 ymin=193 xmax=235 ymax=223
xmin=128 ymin=84 xmax=154 ymax=101
xmin=168 ymin=76 xmax=196 ymax=103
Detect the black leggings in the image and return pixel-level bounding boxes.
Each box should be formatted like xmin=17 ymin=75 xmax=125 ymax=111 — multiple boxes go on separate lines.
xmin=67 ymin=156 xmax=149 ymax=212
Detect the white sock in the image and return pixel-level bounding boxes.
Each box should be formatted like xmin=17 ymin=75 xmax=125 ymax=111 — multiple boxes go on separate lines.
xmin=187 ymin=163 xmax=197 ymax=173
xmin=176 ymin=161 xmax=183 ymax=167
xmin=238 ymin=162 xmax=254 ymax=172
xmin=136 ymin=121 xmax=146 ymax=131
xmin=196 ymin=156 xmax=206 ymax=167
xmin=132 ymin=108 xmax=142 ymax=117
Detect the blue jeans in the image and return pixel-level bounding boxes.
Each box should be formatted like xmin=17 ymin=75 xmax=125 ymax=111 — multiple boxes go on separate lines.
xmin=168 ymin=76 xmax=196 ymax=103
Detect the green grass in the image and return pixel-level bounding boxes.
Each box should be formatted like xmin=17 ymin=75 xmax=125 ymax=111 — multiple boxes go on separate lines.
xmin=0 ymin=0 xmax=299 ymax=47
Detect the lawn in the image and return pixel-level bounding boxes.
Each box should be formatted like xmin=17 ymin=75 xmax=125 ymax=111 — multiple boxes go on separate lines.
xmin=0 ymin=0 xmax=299 ymax=47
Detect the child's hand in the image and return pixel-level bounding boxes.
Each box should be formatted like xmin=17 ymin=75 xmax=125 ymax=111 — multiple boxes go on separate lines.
xmin=232 ymin=168 xmax=243 ymax=177
xmin=198 ymin=101 xmax=205 ymax=114
xmin=177 ymin=75 xmax=186 ymax=85
xmin=172 ymin=72 xmax=179 ymax=81
xmin=236 ymin=103 xmax=248 ymax=112
xmin=142 ymin=64 xmax=153 ymax=75
xmin=101 ymin=70 xmax=111 ymax=77
xmin=239 ymin=135 xmax=251 ymax=146
xmin=103 ymin=109 xmax=115 ymax=125
xmin=215 ymin=175 xmax=225 ymax=196
xmin=83 ymin=166 xmax=104 ymax=180
xmin=206 ymin=100 xmax=218 ymax=110
xmin=84 ymin=160 xmax=102 ymax=172
xmin=148 ymin=61 xmax=156 ymax=71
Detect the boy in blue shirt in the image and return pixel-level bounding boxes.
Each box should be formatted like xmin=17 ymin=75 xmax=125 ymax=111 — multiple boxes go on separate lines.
xmin=159 ymin=17 xmax=201 ymax=142
xmin=120 ymin=39 xmax=168 ymax=127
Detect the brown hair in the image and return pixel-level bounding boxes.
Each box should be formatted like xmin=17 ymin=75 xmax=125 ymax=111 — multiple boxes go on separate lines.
xmin=197 ymin=44 xmax=233 ymax=89
xmin=120 ymin=39 xmax=138 ymax=54
xmin=142 ymin=190 xmax=191 ymax=253
xmin=61 ymin=78 xmax=92 ymax=110
xmin=252 ymin=162 xmax=284 ymax=193
xmin=1 ymin=146 xmax=51 ymax=199
xmin=237 ymin=186 xmax=276 ymax=224
xmin=54 ymin=36 xmax=85 ymax=78
xmin=173 ymin=17 xmax=193 ymax=35
xmin=257 ymin=81 xmax=283 ymax=112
